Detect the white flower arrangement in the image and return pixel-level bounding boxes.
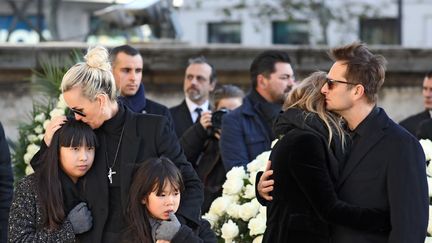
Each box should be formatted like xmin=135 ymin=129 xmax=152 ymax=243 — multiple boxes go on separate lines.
xmin=21 ymin=94 xmax=68 ymax=175
xmin=203 ymin=144 xmax=274 ymax=243
xmin=419 ymin=139 xmax=432 ymax=242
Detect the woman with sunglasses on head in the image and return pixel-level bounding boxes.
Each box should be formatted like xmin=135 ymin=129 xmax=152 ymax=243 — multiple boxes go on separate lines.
xmin=30 ymin=46 xmax=203 ymax=243
xmin=260 ymin=71 xmax=390 ymax=243
xmin=8 ymin=119 xmax=97 ymax=242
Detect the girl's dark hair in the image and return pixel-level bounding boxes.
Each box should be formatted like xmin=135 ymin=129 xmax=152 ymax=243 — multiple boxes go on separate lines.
xmin=126 ymin=157 xmax=184 ymax=243
xmin=36 ymin=118 xmax=98 ymax=229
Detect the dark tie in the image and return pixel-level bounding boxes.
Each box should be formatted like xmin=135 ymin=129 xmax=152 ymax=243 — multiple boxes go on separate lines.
xmin=195 ymin=107 xmax=202 ymax=123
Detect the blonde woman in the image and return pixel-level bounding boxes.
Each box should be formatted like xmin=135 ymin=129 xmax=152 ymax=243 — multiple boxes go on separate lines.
xmin=30 ymin=46 xmax=203 ymax=243
xmin=260 ymin=72 xmax=390 ymax=243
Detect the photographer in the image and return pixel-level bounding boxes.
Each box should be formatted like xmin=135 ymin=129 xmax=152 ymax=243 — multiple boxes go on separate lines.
xmin=180 ymin=85 xmax=244 ymax=213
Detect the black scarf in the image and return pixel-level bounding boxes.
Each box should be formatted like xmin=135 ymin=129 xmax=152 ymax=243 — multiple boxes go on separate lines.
xmin=117 ymin=83 xmax=147 ymax=113
xmin=60 ymin=169 xmax=84 ymax=214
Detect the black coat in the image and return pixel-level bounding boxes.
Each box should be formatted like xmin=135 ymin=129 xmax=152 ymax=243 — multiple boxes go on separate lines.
xmin=180 ymin=123 xmax=226 ymax=213
xmin=399 ymin=110 xmax=431 ymax=138
xmin=262 ymin=109 xmax=390 ymax=243
xmin=170 ymin=100 xmax=194 ymax=138
xmin=333 ymin=108 xmax=428 ymax=243
xmin=0 ymin=122 xmax=13 ymax=243
xmin=31 ymin=105 xmax=203 ymax=243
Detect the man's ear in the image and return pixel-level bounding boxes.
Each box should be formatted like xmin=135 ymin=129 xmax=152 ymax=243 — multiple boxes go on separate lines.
xmin=257 ymin=74 xmax=268 ymax=88
xmin=353 ymin=84 xmax=365 ymax=98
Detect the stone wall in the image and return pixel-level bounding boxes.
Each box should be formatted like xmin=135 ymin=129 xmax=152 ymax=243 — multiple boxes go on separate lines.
xmin=0 ymin=43 xmax=430 ymax=142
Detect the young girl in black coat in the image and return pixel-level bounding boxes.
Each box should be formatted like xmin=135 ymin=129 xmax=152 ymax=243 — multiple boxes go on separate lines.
xmin=8 ymin=119 xmax=97 ymax=242
xmin=125 ymin=157 xmax=216 ymax=243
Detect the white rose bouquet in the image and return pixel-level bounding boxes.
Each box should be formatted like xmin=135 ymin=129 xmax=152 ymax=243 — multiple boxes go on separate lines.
xmin=419 ymin=139 xmax=432 ymax=242
xmin=204 ymin=147 xmax=275 ymax=243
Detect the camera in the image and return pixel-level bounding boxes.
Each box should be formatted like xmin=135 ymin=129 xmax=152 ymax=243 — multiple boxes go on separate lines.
xmin=211 ymin=108 xmax=229 ymax=130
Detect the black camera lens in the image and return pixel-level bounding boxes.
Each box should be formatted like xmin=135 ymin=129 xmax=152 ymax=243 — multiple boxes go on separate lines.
xmin=211 ymin=108 xmax=229 ymax=130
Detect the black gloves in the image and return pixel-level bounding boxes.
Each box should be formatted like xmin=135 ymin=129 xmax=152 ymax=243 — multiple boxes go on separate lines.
xmin=67 ymin=202 xmax=93 ymax=234
xmin=155 ymin=211 xmax=181 ymax=241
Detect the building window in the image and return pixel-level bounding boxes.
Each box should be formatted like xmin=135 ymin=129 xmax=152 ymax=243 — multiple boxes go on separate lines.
xmin=272 ymin=21 xmax=309 ymax=45
xmin=207 ymin=22 xmax=241 ymax=44
xmin=360 ymin=18 xmax=400 ymax=45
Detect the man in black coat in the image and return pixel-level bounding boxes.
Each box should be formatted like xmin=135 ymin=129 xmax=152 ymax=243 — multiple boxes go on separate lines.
xmin=399 ymin=71 xmax=432 ymax=138
xmin=169 ymin=56 xmax=216 ymax=138
xmin=320 ymin=42 xmax=428 ymax=243
xmin=0 ymin=122 xmax=13 ymax=243
xmin=110 ymin=45 xmax=174 ymax=127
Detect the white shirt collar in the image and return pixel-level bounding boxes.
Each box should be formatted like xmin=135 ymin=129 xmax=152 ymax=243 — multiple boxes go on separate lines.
xmin=185 ymin=97 xmax=210 ymax=122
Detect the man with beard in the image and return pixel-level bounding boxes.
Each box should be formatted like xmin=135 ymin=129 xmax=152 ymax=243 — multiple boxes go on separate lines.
xmin=220 ymin=50 xmax=295 ymax=171
xmin=170 ymin=57 xmax=217 ymax=138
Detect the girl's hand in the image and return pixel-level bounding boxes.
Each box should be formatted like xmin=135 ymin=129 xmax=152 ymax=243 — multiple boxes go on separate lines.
xmin=156 ymin=241 xmax=170 ymax=243
xmin=44 ymin=116 xmax=67 ymax=146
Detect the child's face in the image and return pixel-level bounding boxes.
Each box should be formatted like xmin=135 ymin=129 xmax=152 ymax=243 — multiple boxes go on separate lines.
xmin=142 ymin=182 xmax=181 ymax=220
xmin=59 ymin=142 xmax=95 ymax=183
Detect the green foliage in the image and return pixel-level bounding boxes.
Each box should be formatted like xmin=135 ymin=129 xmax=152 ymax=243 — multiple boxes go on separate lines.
xmin=11 ymin=52 xmax=79 ymax=181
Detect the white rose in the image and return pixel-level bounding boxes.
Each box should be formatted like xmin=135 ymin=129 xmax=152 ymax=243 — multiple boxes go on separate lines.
xmin=225 ymin=194 xmax=240 ymax=203
xmin=252 ymin=235 xmax=263 ymax=243
xmin=226 ymin=166 xmax=246 ymax=181
xmin=249 ymin=211 xmax=266 ymax=236
xmin=428 ymin=177 xmax=432 ymax=197
xmin=25 ymin=165 xmax=34 ymax=175
xmin=57 ymin=94 xmax=67 ymax=109
xmin=223 ymin=177 xmax=244 ymax=195
xmin=248 ymin=171 xmax=258 ymax=185
xmin=202 ymin=212 xmax=219 ymax=228
xmin=221 ymin=220 xmax=239 ymax=240
xmin=43 ymin=120 xmax=50 ymax=130
xmin=209 ymin=196 xmax=231 ymax=217
xmin=38 ymin=134 xmax=44 ymax=140
xmin=34 ymin=113 xmax=46 ymax=123
xmin=271 ymin=138 xmax=279 ymax=148
xmin=420 ymin=139 xmax=432 ymax=162
xmin=428 ymin=205 xmax=432 ymax=235
xmin=258 ymin=205 xmax=266 ymax=215
xmin=26 ymin=144 xmax=40 ymax=157
xmin=243 ymin=184 xmax=256 ymax=199
xmin=247 ymin=151 xmax=270 ymax=173
xmin=23 ymin=152 xmax=33 ymax=165
xmin=239 ymin=200 xmax=260 ymax=221
xmin=34 ymin=125 xmax=43 ymax=135
xmin=27 ymin=134 xmax=38 ymax=143
xmin=50 ymin=108 xmax=65 ymax=118
xmin=425 ymin=236 xmax=432 ymax=243
xmin=226 ymin=203 xmax=241 ymax=219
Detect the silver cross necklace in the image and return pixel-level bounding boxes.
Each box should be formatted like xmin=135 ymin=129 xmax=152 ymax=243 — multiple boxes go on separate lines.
xmin=105 ymin=124 xmax=125 ymax=184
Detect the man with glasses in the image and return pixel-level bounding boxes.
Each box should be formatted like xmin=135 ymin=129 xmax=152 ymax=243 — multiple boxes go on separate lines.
xmin=220 ymin=50 xmax=295 ymax=171
xmin=257 ymin=43 xmax=428 ymax=243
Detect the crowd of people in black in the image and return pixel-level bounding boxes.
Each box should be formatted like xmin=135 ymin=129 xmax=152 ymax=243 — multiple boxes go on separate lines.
xmin=0 ymin=42 xmax=430 ymax=243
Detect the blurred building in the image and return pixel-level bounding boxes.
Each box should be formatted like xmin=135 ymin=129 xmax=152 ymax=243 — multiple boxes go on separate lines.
xmin=0 ymin=0 xmax=430 ymax=47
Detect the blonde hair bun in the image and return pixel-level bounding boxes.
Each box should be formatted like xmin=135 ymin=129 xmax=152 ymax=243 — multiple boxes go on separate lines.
xmin=84 ymin=46 xmax=111 ymax=71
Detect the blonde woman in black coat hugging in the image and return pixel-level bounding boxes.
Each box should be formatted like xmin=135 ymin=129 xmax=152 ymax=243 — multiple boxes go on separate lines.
xmin=259 ymin=71 xmax=390 ymax=243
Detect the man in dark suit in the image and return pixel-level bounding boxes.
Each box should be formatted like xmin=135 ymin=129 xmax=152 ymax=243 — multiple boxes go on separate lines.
xmin=320 ymin=42 xmax=428 ymax=243
xmin=399 ymin=71 xmax=432 ymax=138
xmin=0 ymin=122 xmax=13 ymax=243
xmin=110 ymin=45 xmax=173 ymax=127
xmin=169 ymin=57 xmax=217 ymax=138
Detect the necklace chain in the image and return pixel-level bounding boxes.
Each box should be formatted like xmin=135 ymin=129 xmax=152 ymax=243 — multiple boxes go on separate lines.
xmin=105 ymin=124 xmax=125 ymax=184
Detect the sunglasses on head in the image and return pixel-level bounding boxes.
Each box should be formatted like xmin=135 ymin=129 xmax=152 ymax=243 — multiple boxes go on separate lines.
xmin=325 ymin=77 xmax=359 ymax=89
xmin=70 ymin=108 xmax=86 ymax=117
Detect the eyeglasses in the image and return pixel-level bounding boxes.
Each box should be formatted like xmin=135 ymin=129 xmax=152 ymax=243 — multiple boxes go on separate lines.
xmin=325 ymin=77 xmax=359 ymax=89
xmin=70 ymin=108 xmax=86 ymax=117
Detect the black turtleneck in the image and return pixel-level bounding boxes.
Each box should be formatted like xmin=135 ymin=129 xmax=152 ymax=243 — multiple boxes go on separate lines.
xmin=99 ymin=103 xmax=127 ymax=240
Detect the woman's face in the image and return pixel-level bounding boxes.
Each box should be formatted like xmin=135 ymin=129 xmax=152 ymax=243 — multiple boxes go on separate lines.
xmin=142 ymin=181 xmax=181 ymax=220
xmin=59 ymin=142 xmax=95 ymax=183
xmin=63 ymin=86 xmax=105 ymax=129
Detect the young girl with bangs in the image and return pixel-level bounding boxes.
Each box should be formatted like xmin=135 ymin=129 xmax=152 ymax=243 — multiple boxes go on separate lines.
xmin=8 ymin=119 xmax=97 ymax=242
xmin=126 ymin=157 xmax=216 ymax=243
